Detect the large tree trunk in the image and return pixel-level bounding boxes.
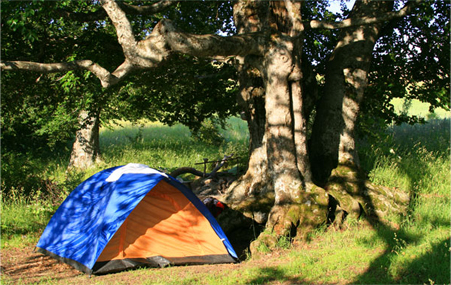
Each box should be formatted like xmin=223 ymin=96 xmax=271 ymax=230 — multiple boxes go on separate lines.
xmin=308 ymin=1 xmax=409 ymax=224
xmin=225 ymin=0 xmax=409 ymax=250
xmin=227 ymin=1 xmax=329 ymax=245
xmin=67 ymin=110 xmax=101 ymax=170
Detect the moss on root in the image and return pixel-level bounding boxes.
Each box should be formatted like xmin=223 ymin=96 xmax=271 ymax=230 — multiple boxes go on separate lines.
xmin=231 ymin=191 xmax=275 ymax=224
xmin=249 ymin=186 xmax=330 ymax=254
xmin=226 ymin=162 xmax=410 ymax=256
xmin=326 ymin=163 xmax=410 ymax=225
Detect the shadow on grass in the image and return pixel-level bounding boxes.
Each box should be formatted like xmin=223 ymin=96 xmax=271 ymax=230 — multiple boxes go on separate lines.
xmin=351 ymin=181 xmax=450 ymax=284
xmin=353 ymin=235 xmax=450 ymax=284
xmin=352 ymin=120 xmax=450 ymax=284
xmin=246 ymin=266 xmax=306 ymax=285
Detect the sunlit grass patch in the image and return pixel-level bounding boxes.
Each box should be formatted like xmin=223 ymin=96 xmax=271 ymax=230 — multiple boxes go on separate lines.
xmin=99 ymin=118 xmax=249 ymax=172
xmin=391 ymin=98 xmax=450 ymax=119
xmin=1 ymin=191 xmax=50 ymax=248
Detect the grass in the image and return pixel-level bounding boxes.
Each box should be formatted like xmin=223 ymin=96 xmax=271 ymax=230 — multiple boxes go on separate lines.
xmin=98 ymin=118 xmax=249 ymax=173
xmin=390 ymin=97 xmax=450 ymax=119
xmin=1 ymin=115 xmax=450 ymax=284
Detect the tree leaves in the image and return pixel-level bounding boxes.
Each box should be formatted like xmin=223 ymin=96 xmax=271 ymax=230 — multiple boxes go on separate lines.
xmin=364 ymin=0 xmax=450 ymax=128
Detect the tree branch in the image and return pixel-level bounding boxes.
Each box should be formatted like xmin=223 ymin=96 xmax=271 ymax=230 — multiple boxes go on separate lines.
xmin=118 ymin=1 xmax=175 ymax=15
xmin=1 ymin=0 xmax=419 ymax=89
xmin=1 ymin=17 xmax=263 ymax=88
xmin=0 ymin=60 xmax=134 ymax=88
xmin=170 ymin=167 xmax=205 ymax=178
xmin=1 ymin=0 xmax=263 ymax=88
xmin=284 ymin=0 xmax=303 ymax=36
xmin=143 ymin=19 xmax=265 ymax=58
xmin=100 ymin=0 xmax=138 ymax=59
xmin=304 ymin=0 xmax=421 ymax=30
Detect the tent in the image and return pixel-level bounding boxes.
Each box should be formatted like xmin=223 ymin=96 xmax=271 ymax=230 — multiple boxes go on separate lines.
xmin=36 ymin=164 xmax=238 ymax=275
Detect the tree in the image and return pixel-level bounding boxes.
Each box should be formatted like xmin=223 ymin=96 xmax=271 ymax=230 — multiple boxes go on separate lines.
xmin=2 ymin=0 xmax=447 ymax=246
xmin=361 ymin=0 xmax=450 ymax=129
xmin=1 ymin=0 xmax=238 ymax=170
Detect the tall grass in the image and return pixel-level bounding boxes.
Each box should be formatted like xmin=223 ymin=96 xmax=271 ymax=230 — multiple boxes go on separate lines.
xmin=1 ymin=117 xmax=449 ymax=284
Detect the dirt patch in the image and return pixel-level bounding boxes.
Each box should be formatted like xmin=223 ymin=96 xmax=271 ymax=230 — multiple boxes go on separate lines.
xmin=1 ymin=246 xmax=82 ymax=284
xmin=1 ymin=246 xmax=254 ymax=284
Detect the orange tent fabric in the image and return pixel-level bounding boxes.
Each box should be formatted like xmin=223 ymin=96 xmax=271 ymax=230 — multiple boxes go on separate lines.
xmin=98 ymin=181 xmax=229 ymax=261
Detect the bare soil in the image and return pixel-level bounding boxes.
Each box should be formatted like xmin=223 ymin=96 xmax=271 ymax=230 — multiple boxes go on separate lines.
xmin=0 ymin=246 xmax=263 ymax=285
xmin=1 ymin=246 xmax=82 ymax=284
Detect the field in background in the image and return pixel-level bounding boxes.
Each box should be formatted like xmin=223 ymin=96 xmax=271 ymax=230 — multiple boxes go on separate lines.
xmin=1 ymin=110 xmax=450 ymax=284
xmin=391 ymin=98 xmax=450 ymax=119
xmin=98 ymin=117 xmax=249 ymax=173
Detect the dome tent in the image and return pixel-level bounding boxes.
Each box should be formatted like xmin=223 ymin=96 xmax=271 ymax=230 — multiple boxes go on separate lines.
xmin=36 ymin=164 xmax=237 ymax=275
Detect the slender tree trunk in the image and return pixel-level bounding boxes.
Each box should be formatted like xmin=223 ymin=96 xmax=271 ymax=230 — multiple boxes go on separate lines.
xmin=306 ymin=1 xmax=411 ymax=226
xmin=310 ymin=0 xmax=394 ymax=186
xmin=67 ymin=110 xmax=101 ymax=170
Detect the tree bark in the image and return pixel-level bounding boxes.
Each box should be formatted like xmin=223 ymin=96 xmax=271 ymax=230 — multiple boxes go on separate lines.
xmin=67 ymin=110 xmax=101 ymax=170
xmin=310 ymin=0 xmax=394 ymax=186
xmin=226 ymin=1 xmax=411 ymax=249
xmin=226 ymin=1 xmax=330 ymax=243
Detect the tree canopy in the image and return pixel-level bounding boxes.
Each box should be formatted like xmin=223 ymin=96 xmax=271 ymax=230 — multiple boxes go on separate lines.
xmin=1 ymin=0 xmax=239 ymax=153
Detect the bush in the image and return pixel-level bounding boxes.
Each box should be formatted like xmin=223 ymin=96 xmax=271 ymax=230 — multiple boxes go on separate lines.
xmin=191 ymin=119 xmax=225 ymax=146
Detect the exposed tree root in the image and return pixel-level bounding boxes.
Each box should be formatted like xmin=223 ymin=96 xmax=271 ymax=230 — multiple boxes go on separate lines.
xmin=325 ymin=163 xmax=410 ymax=227
xmin=188 ymin=162 xmax=410 ymax=257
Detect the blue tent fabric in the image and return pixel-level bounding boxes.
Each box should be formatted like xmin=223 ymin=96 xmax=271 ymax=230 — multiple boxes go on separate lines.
xmin=36 ymin=164 xmax=237 ymax=274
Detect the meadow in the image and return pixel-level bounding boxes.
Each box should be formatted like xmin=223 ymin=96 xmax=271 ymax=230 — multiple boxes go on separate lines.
xmin=1 ymin=101 xmax=450 ymax=284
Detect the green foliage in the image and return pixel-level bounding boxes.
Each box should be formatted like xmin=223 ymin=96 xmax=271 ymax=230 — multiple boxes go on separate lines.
xmin=0 ymin=72 xmax=78 ymax=152
xmin=191 ymin=118 xmax=226 ymax=146
xmin=115 ymin=54 xmax=239 ymax=132
xmin=363 ymin=0 xmax=450 ymax=127
xmin=1 ymin=0 xmax=120 ymax=156
xmin=164 ymin=1 xmax=234 ymax=35
xmin=302 ymin=1 xmax=341 ymax=71
xmin=1 ymin=1 xmax=239 ymax=170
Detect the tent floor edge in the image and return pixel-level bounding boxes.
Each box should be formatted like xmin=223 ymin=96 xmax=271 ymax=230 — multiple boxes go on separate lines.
xmin=167 ymin=254 xmax=238 ymax=265
xmin=92 ymin=254 xmax=237 ymax=275
xmin=93 ymin=256 xmax=172 ymax=275
xmin=36 ymin=247 xmax=92 ymax=275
